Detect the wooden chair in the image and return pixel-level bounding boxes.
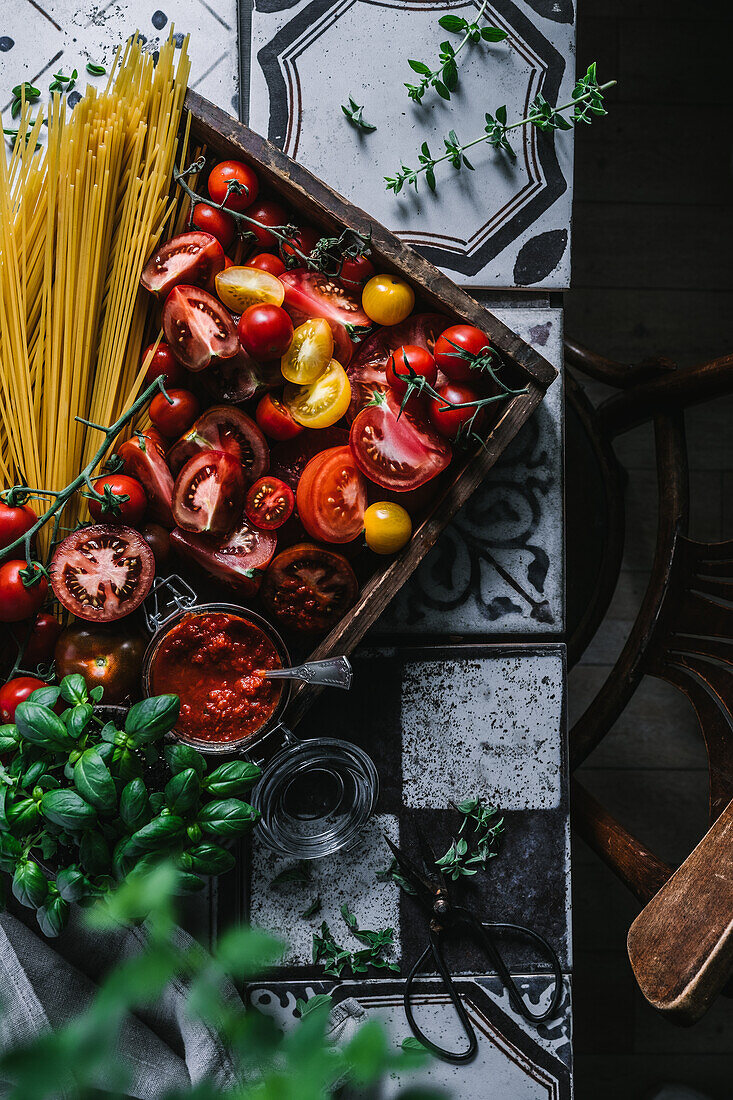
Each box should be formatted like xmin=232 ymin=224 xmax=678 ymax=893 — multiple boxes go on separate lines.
xmin=564 ymin=340 xmax=733 ymax=1024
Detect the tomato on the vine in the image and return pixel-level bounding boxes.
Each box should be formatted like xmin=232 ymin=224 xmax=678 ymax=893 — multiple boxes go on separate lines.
xmin=434 ymin=325 xmax=492 ymax=381
xmin=429 ymin=381 xmax=484 ymax=439
xmin=237 ymin=304 xmax=293 ymax=360
xmin=363 ymin=501 xmax=412 ymax=555
xmin=88 ymin=474 xmax=147 ymax=525
xmin=296 ymin=446 xmax=367 ymax=544
xmin=339 ymin=254 xmax=375 ymax=289
xmin=208 ymin=161 xmax=259 ymax=214
xmin=190 ymin=202 xmax=236 ymax=250
xmin=22 ymin=612 xmax=63 ymax=668
xmin=255 ymin=394 xmax=303 ymax=442
xmin=149 ymin=388 xmax=200 ymax=439
xmin=241 ymin=199 xmax=288 ymax=248
xmin=142 ymin=342 xmax=185 ymax=389
xmin=0 ymin=499 xmax=36 ymax=551
xmin=282 ymin=226 xmax=320 ymax=264
xmin=245 ymin=476 xmax=295 ymax=531
xmin=385 ymin=345 xmax=437 ymax=397
xmin=349 ymin=391 xmax=451 ymax=491
xmin=0 ymin=561 xmax=48 ymax=623
xmin=362 ymin=274 xmax=415 ymax=326
xmin=248 ymin=252 xmax=286 ymax=276
xmin=0 ymin=677 xmax=46 ymax=723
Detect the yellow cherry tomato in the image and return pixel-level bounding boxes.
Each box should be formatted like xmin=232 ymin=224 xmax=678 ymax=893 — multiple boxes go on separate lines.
xmin=363 ymin=501 xmax=413 ymax=555
xmin=280 ymin=318 xmax=334 ymax=384
xmin=362 ymin=274 xmax=415 ymax=326
xmin=284 ymin=359 xmax=351 ymax=428
xmin=215 ymin=266 xmax=284 ymax=313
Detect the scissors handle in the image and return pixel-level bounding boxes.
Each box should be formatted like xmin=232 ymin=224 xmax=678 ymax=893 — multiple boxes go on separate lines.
xmin=404 ymin=935 xmax=478 ymax=1063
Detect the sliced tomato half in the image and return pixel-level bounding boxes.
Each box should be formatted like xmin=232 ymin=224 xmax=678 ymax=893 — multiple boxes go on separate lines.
xmin=201 ymin=348 xmax=259 ymax=405
xmin=260 ymin=543 xmax=358 ymax=634
xmin=280 ymin=270 xmax=370 ymax=367
xmin=162 ymin=285 xmax=240 ymax=372
xmin=245 ymin=476 xmax=295 ymax=531
xmin=49 ymin=525 xmax=155 ymax=623
xmin=140 ymin=232 xmax=225 ymax=299
xmin=172 ymin=450 xmax=245 ymax=537
xmin=167 ymin=406 xmax=269 ymax=482
xmin=296 ymin=446 xmax=367 ymax=544
xmin=171 ymin=516 xmax=276 ymax=595
xmin=349 ymin=390 xmax=452 ymax=491
xmin=346 ymin=313 xmax=447 ymax=420
xmin=118 ymin=433 xmax=174 ymax=527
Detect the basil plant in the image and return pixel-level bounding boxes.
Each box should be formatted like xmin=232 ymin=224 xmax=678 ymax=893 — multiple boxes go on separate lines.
xmin=0 ymin=675 xmax=260 ymax=936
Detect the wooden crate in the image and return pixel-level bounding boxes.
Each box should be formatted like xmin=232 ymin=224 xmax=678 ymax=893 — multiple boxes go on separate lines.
xmin=183 ymin=92 xmax=557 ymax=714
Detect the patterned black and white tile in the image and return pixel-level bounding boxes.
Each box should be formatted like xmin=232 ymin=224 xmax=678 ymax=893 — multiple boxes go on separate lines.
xmin=248 ymin=0 xmax=576 ymax=288
xmin=375 ymin=305 xmax=564 ymax=638
xmin=0 ymin=0 xmax=239 ymax=123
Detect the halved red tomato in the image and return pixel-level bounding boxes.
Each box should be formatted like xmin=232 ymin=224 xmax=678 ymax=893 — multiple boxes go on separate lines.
xmin=255 ymin=393 xmax=303 ymax=442
xmin=118 ymin=433 xmax=174 ymax=527
xmin=296 ymin=447 xmax=367 ymax=544
xmin=201 ymin=348 xmax=259 ymax=405
xmin=171 ymin=516 xmax=276 ymax=595
xmin=349 ymin=391 xmax=452 ymax=491
xmin=245 ymin=477 xmax=295 ymax=531
xmin=140 ymin=232 xmax=225 ymax=299
xmin=167 ymin=406 xmax=269 ymax=482
xmin=260 ymin=543 xmax=358 ymax=634
xmin=162 ymin=285 xmax=240 ymax=372
xmin=345 ymin=313 xmax=447 ymax=420
xmin=172 ymin=450 xmax=245 ymax=536
xmin=269 ymin=428 xmax=349 ymax=491
xmin=280 ymin=270 xmax=370 ymax=367
xmin=49 ymin=525 xmax=155 ymax=623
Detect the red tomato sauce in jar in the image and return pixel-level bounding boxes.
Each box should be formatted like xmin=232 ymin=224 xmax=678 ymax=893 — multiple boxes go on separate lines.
xmin=149 ymin=611 xmax=283 ymax=743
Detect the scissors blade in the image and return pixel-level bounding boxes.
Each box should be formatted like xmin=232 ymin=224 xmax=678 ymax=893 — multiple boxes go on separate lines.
xmin=383 ymin=835 xmax=439 ymax=908
xmin=414 ymin=826 xmax=448 ymax=889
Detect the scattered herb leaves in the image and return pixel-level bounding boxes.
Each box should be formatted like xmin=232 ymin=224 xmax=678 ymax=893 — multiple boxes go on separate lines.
xmin=341 ymin=95 xmax=377 ymax=133
xmin=86 ymin=62 xmax=106 ymax=76
xmin=406 ymin=0 xmax=508 ymax=105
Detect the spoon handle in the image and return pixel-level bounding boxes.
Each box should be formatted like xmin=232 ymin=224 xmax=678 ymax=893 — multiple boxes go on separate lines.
xmin=265 ymin=655 xmax=352 ymax=689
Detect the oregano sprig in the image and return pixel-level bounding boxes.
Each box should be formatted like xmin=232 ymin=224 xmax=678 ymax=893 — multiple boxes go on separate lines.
xmin=341 ymin=95 xmax=377 ymax=133
xmin=387 ymin=62 xmax=615 ymax=193
xmin=406 ymin=0 xmax=508 ymax=104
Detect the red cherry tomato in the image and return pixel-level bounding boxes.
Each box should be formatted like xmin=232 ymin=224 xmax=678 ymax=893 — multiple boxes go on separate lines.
xmin=339 ymin=254 xmax=375 ymax=289
xmin=139 ymin=522 xmax=171 ymax=566
xmin=255 ymin=393 xmax=303 ymax=442
xmin=282 ymin=227 xmax=320 ymax=264
xmin=149 ymin=389 xmax=201 ymax=439
xmin=142 ymin=342 xmax=184 ymax=389
xmin=0 ymin=677 xmax=47 ymax=723
xmin=208 ymin=160 xmax=260 ymax=213
xmin=237 ymin=304 xmax=293 ymax=360
xmin=245 ymin=476 xmax=295 ymax=531
xmin=162 ymin=285 xmax=240 ymax=372
xmin=385 ymin=345 xmax=437 ymax=397
xmin=22 ymin=613 xmax=63 ymax=669
xmin=0 ymin=499 xmax=36 ymax=552
xmin=346 ymin=313 xmax=446 ymax=421
xmin=434 ymin=325 xmax=492 ymax=381
xmin=140 ymin=231 xmax=225 ymax=299
xmin=88 ymin=474 xmax=147 ymax=525
xmin=244 ymin=200 xmax=289 ymax=248
xmin=190 ymin=202 xmax=236 ymax=250
xmin=429 ymin=381 xmax=484 ymax=439
xmin=0 ymin=561 xmax=48 ymax=623
xmin=248 ymin=252 xmax=286 ymax=277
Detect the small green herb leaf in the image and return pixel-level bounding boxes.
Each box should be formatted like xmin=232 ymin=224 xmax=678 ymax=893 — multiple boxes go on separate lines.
xmin=341 ymin=95 xmax=377 ymax=133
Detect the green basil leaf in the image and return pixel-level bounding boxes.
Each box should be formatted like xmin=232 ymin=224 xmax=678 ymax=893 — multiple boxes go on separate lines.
xmin=55 ymin=867 xmax=91 ymax=902
xmin=7 ymin=797 xmax=41 ymax=836
xmin=96 ymin=741 xmax=114 ymax=764
xmin=59 ymin=674 xmax=88 ymax=705
xmin=0 ymin=831 xmax=22 ymax=872
xmin=120 ymin=778 xmax=150 ymax=831
xmin=0 ymin=787 xmax=9 ymax=830
xmin=90 ymin=685 xmax=104 ymax=703
xmin=112 ymin=747 xmax=142 ymax=782
xmin=74 ymin=749 xmax=116 ymax=813
xmin=164 ymin=768 xmax=199 ymax=815
xmin=165 ymin=743 xmax=206 ymax=778
xmin=125 ymin=695 xmax=179 ymax=743
xmin=80 ymin=831 xmax=111 ymax=875
xmin=131 ymin=814 xmax=185 ymax=851
xmin=40 ymin=788 xmax=97 ymax=831
xmin=198 ymin=799 xmax=259 ymax=837
xmin=0 ymin=726 xmax=18 ymax=753
xmin=203 ymin=760 xmax=261 ymax=797
xmin=187 ymin=843 xmax=235 ymax=875
xmin=28 ymin=686 xmax=61 ymax=708
xmin=12 ymin=860 xmax=48 ymax=909
xmin=112 ymin=835 xmax=138 ymax=877
xmin=37 ymin=894 xmax=69 ymax=937
xmin=21 ymin=761 xmax=46 ymax=789
xmin=100 ymin=721 xmax=118 ymax=743
xmin=174 ymin=872 xmax=205 ymax=895
xmin=64 ymin=703 xmax=94 ymax=740
xmin=15 ymin=702 xmax=75 ymax=751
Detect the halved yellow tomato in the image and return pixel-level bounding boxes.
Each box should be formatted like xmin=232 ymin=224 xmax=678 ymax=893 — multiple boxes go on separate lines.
xmin=214 ymin=266 xmax=284 ymax=313
xmin=280 ymin=318 xmax=334 ymax=385
xmin=284 ymin=360 xmax=351 ymax=428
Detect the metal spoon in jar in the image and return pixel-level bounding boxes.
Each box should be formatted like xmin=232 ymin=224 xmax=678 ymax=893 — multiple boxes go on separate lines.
xmin=257 ymin=655 xmax=352 ymax=689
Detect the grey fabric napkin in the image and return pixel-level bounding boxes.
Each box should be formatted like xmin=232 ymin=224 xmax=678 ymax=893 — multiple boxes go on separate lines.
xmin=0 ymin=905 xmax=364 ymax=1098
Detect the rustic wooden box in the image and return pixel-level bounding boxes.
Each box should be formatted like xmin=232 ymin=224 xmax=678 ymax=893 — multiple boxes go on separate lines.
xmin=183 ymin=92 xmax=557 ymax=709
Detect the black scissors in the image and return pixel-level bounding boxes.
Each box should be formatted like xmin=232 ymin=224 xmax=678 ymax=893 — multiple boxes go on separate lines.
xmin=385 ymin=831 xmax=563 ymax=1063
